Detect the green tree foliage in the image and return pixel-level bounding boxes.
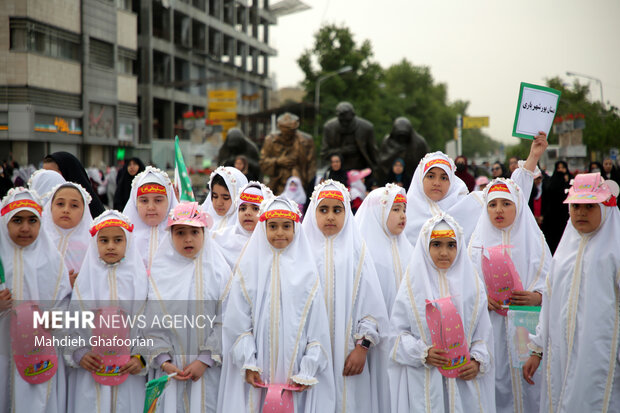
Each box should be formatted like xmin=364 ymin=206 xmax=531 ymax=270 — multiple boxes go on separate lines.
xmin=297 ymin=25 xmax=500 ymax=158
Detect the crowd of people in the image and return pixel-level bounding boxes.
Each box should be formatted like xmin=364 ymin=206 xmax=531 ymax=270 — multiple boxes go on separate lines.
xmin=0 ymin=129 xmax=619 ymax=413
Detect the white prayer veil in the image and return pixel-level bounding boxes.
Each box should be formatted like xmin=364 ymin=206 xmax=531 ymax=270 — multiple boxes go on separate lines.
xmin=201 ymin=166 xmax=248 ymax=232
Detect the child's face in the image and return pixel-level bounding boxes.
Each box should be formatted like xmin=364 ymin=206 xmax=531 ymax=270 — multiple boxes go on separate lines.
xmin=266 ymin=218 xmax=295 ymax=249
xmin=423 ymin=167 xmax=450 ymax=202
xmin=238 ymin=203 xmax=260 ymax=232
xmin=137 ymin=191 xmax=168 ymax=226
xmin=487 ymin=198 xmax=517 ymax=229
xmin=7 ymin=210 xmax=40 ymax=247
xmin=97 ymin=227 xmax=127 ymax=264
xmin=211 ymin=183 xmax=231 ymax=217
xmin=570 ymin=203 xmax=602 ymax=234
xmin=330 ymin=156 xmax=341 ymax=171
xmin=315 ymin=198 xmax=345 ymax=237
xmin=429 ymin=237 xmax=457 ymax=269
xmin=386 ymin=202 xmax=407 ymax=235
xmin=51 ymin=187 xmax=84 ymax=229
xmin=171 ymin=224 xmax=204 ymax=258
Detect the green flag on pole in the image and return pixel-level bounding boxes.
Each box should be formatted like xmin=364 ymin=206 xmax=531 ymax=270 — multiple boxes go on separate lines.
xmin=0 ymin=256 xmax=5 ymax=286
xmin=143 ymin=374 xmax=175 ymax=413
xmin=174 ymin=136 xmax=195 ymax=202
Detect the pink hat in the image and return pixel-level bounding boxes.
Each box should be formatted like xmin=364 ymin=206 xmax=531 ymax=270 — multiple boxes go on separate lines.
xmin=564 ymin=173 xmax=618 ymax=206
xmin=167 ymin=202 xmax=213 ymax=228
xmin=347 ymin=168 xmax=371 ymax=184
xmin=475 ymin=176 xmax=489 ymax=186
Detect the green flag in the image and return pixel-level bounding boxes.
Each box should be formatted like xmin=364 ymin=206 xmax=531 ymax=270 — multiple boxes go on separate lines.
xmin=0 ymin=257 xmax=4 ymax=285
xmin=143 ymin=374 xmax=175 ymax=413
xmin=174 ymin=136 xmax=195 ymax=202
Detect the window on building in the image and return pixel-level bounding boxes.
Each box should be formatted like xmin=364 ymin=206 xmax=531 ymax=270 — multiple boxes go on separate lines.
xmin=90 ymin=38 xmax=114 ymax=69
xmin=116 ymin=0 xmax=132 ymax=10
xmin=153 ymin=51 xmax=171 ymax=84
xmin=117 ymin=48 xmax=137 ymax=75
xmin=9 ymin=18 xmax=81 ymax=62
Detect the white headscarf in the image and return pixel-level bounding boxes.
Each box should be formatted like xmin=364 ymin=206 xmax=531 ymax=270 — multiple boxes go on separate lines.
xmin=389 ymin=213 xmax=495 ymax=412
xmin=201 ymin=166 xmax=248 ymax=232
xmin=302 ymin=180 xmax=390 ymax=413
xmin=355 ymin=184 xmax=413 ymax=313
xmin=0 ymin=187 xmax=71 ymax=303
xmin=281 ymin=176 xmax=307 ymax=206
xmin=122 ymin=166 xmax=178 ymax=270
xmin=468 ymin=178 xmax=550 ymax=294
xmin=405 ymin=151 xmax=483 ymax=247
xmin=42 ymin=182 xmax=94 ymax=274
xmin=27 ymin=169 xmax=67 ymax=205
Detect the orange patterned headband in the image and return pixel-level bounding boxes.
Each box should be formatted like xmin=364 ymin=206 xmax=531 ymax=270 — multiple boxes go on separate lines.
xmin=1 ymin=199 xmax=42 ymax=216
xmin=424 ymin=158 xmax=452 ymax=173
xmin=318 ymin=190 xmax=344 ymax=202
xmin=240 ymin=192 xmax=264 ymax=204
xmin=259 ymin=209 xmax=300 ymax=223
xmin=393 ymin=194 xmax=407 ymax=203
xmin=137 ymin=184 xmax=167 ymax=197
xmin=90 ymin=219 xmax=134 ymax=236
xmin=488 ymin=183 xmax=510 ymax=194
xmin=430 ymin=229 xmax=456 ymax=239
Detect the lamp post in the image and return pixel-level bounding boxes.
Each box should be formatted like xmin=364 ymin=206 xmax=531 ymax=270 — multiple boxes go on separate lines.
xmin=313 ymin=65 xmax=353 ymax=138
xmin=566 ymin=71 xmax=605 ymax=110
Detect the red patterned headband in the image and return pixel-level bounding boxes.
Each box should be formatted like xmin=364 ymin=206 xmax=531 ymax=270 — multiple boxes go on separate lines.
xmin=240 ymin=192 xmax=264 ymax=204
xmin=90 ymin=219 xmax=134 ymax=236
xmin=393 ymin=194 xmax=407 ymax=204
xmin=488 ymin=183 xmax=510 ymax=194
xmin=259 ymin=209 xmax=300 ymax=223
xmin=318 ymin=190 xmax=344 ymax=202
xmin=1 ymin=199 xmax=42 ymax=216
xmin=430 ymin=229 xmax=456 ymax=239
xmin=137 ymin=184 xmax=166 ymax=197
xmin=424 ymin=158 xmax=452 ymax=173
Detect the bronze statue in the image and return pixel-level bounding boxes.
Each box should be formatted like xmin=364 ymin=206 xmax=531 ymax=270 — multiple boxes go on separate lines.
xmin=379 ymin=117 xmax=429 ymax=186
xmin=259 ymin=113 xmax=316 ymax=195
xmin=320 ymin=102 xmax=379 ymax=173
xmin=217 ymin=127 xmax=260 ymax=181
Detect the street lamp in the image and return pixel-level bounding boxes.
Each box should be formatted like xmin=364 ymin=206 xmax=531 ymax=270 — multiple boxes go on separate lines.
xmin=566 ymin=71 xmax=605 ymax=109
xmin=313 ymin=65 xmax=353 ymax=138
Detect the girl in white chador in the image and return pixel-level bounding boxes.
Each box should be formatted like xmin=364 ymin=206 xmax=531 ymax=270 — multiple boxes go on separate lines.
xmin=201 ymin=166 xmax=248 ymax=232
xmin=212 ymin=181 xmax=272 ymax=269
xmin=219 ymin=196 xmax=335 ymax=412
xmin=122 ymin=166 xmax=178 ymax=271
xmin=356 ymin=184 xmax=412 ymax=313
xmin=27 ymin=169 xmax=66 ymax=205
xmin=389 ymin=213 xmax=495 ymax=413
xmin=404 ymin=134 xmax=547 ymax=248
xmin=468 ymin=178 xmax=551 ymax=413
xmin=145 ymin=202 xmax=230 ymax=413
xmin=42 ymin=183 xmax=94 ymax=287
xmin=0 ymin=187 xmax=72 ymax=413
xmin=523 ymin=173 xmax=620 ymax=412
xmin=302 ymin=180 xmax=390 ymax=413
xmin=65 ymin=210 xmax=148 ymax=413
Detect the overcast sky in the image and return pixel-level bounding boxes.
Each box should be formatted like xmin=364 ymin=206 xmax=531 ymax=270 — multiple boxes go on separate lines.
xmin=270 ymin=0 xmax=620 ymax=145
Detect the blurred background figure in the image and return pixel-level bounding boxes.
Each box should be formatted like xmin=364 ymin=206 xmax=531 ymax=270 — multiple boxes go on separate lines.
xmin=474 ymin=175 xmax=489 ymax=192
xmin=542 ymin=161 xmax=572 ymax=254
xmin=322 ymin=153 xmax=348 ymax=187
xmin=455 ymin=155 xmax=476 ymax=192
xmin=385 ymin=158 xmax=412 ymax=189
xmin=491 ymin=161 xmax=510 ymax=179
xmin=378 ymin=116 xmax=428 ymax=185
xmin=113 ymin=157 xmax=145 ymax=211
xmin=528 ymin=171 xmax=546 ymax=227
xmin=217 ymin=127 xmax=260 ymax=181
xmin=508 ymin=156 xmax=519 ymax=174
xmin=602 ymin=157 xmax=620 ymax=186
xmin=280 ymin=175 xmax=307 ymax=214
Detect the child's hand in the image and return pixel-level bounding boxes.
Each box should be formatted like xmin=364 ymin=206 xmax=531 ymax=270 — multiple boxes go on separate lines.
xmin=80 ymin=352 xmax=103 ymax=373
xmin=162 ymin=361 xmax=190 ymax=381
xmin=510 ymin=291 xmax=542 ymax=306
xmin=523 ymin=355 xmax=541 ymax=385
xmin=458 ymin=359 xmax=480 ymax=381
xmin=0 ymin=289 xmax=12 ymax=310
xmin=487 ymin=295 xmax=502 ymax=312
xmin=426 ymin=347 xmax=450 ymax=368
xmin=343 ymin=345 xmax=367 ymax=376
xmin=119 ymin=357 xmax=142 ymax=375
xmin=245 ymin=370 xmax=264 ymax=388
xmin=182 ymin=360 xmax=208 ymax=382
xmin=69 ymin=270 xmax=78 ymax=288
xmin=288 ymin=380 xmax=309 ymax=392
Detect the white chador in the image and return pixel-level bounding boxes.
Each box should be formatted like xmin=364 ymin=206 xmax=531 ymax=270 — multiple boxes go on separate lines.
xmin=145 ymin=203 xmax=230 ymax=413
xmin=302 ymin=180 xmax=390 ymax=413
xmin=529 ymin=175 xmax=620 ymax=413
xmin=66 ymin=210 xmax=148 ymax=413
xmin=27 ymin=169 xmax=67 ymax=205
xmin=201 ymin=166 xmax=248 ymax=232
xmin=405 ymin=152 xmax=536 ymax=248
xmin=356 ymin=184 xmax=413 ymax=313
xmin=219 ymin=197 xmax=336 ymax=412
xmin=389 ymin=213 xmax=495 ymax=413
xmin=468 ymin=178 xmax=551 ymax=413
xmin=42 ymin=182 xmax=94 ymax=274
xmin=122 ymin=166 xmax=178 ymax=270
xmin=0 ymin=188 xmax=72 ymax=413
